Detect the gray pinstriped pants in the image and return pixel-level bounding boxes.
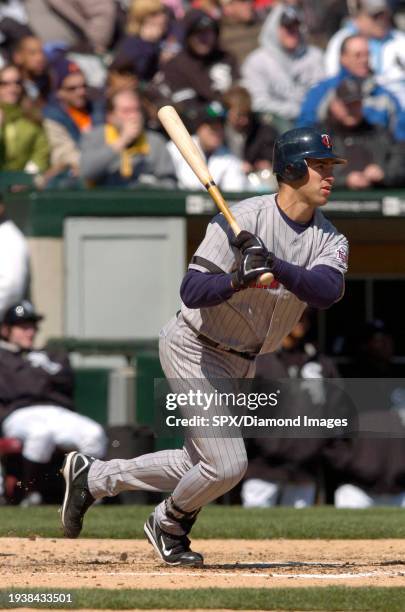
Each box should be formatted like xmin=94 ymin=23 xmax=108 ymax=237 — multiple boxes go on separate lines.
xmin=88 ymin=314 xmax=255 ymax=535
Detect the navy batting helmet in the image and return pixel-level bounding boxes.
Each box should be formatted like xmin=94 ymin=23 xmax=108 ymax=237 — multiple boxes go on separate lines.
xmin=3 ymin=300 xmax=44 ymax=325
xmin=273 ymin=127 xmax=346 ymax=182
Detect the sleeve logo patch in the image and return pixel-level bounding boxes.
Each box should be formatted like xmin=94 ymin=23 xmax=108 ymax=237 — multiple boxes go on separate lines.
xmin=336 ymin=246 xmax=348 ymax=264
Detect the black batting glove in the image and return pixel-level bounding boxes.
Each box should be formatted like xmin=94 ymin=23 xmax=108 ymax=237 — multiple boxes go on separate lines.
xmin=231 ymin=250 xmax=275 ymax=290
xmin=231 ymin=230 xmax=267 ymax=255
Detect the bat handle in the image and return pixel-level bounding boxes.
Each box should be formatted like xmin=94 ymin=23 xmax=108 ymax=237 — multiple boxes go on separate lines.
xmin=207 ymin=184 xmax=241 ymax=234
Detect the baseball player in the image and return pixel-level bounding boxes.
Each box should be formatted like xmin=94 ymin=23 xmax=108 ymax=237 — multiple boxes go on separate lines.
xmin=0 ymin=301 xmax=107 ymax=505
xmin=60 ymin=127 xmax=349 ymax=567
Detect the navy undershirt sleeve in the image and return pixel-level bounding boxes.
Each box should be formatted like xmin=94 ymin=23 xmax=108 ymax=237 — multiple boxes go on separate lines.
xmin=271 ymin=259 xmax=344 ymax=309
xmin=181 ymin=262 xmax=344 ymax=310
xmin=180 ymin=269 xmax=235 ymax=308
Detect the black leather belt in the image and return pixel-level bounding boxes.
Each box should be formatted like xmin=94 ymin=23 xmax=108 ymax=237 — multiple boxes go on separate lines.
xmin=176 ymin=311 xmax=257 ymax=361
xmin=196 ymin=333 xmax=257 ymax=361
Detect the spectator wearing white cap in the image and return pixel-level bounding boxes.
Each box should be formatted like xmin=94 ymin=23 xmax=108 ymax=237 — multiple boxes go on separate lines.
xmin=325 ymin=0 xmax=405 ymax=106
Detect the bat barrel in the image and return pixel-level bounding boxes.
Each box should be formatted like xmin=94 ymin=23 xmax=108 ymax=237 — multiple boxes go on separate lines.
xmin=158 ymin=105 xmax=274 ymax=287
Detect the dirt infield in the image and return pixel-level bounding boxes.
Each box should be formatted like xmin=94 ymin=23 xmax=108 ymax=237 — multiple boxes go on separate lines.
xmin=1 ymin=537 xmax=405 ymax=590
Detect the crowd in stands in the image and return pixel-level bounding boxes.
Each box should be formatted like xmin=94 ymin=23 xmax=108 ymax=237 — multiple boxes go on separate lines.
xmin=0 ymin=0 xmax=403 ymax=190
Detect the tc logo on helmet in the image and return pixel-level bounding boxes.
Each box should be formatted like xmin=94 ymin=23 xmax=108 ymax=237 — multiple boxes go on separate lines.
xmin=321 ymin=134 xmax=332 ymax=148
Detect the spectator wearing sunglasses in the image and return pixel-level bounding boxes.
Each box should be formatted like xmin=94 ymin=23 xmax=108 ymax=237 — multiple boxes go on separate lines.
xmin=0 ymin=64 xmax=49 ymax=173
xmin=43 ymin=58 xmax=104 ymax=176
xmin=325 ymin=0 xmax=405 ymax=107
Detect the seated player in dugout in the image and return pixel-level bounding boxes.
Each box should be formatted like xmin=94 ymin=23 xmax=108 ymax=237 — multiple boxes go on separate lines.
xmin=0 ymin=301 xmax=107 ymax=506
xmin=60 ymin=127 xmax=349 ymax=567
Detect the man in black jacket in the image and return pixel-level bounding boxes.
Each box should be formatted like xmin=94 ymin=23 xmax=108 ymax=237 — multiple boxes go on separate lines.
xmin=323 ymin=77 xmax=405 ymax=189
xmin=0 ymin=301 xmax=107 ymax=505
xmin=148 ymin=9 xmax=238 ymax=114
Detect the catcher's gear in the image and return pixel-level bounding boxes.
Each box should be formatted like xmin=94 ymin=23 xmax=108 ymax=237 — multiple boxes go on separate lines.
xmin=273 ymin=127 xmax=346 ymax=182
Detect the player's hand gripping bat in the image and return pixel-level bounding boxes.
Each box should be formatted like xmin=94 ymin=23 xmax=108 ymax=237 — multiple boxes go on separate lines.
xmin=157 ymin=105 xmax=274 ymax=286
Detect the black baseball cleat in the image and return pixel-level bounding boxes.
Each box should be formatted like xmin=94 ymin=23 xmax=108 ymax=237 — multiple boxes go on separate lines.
xmin=144 ymin=513 xmax=204 ymax=567
xmin=60 ymin=452 xmax=96 ymax=538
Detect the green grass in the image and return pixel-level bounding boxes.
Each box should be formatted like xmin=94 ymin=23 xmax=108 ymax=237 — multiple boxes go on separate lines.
xmin=1 ymin=505 xmax=405 ymax=539
xmin=1 ymin=587 xmax=405 ymax=610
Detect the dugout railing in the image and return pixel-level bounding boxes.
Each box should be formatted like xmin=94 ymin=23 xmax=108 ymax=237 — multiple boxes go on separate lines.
xmin=5 ymin=181 xmax=405 ymax=352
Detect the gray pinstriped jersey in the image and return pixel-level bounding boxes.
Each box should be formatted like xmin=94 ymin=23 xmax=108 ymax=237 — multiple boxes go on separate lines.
xmin=181 ymin=194 xmax=348 ymax=355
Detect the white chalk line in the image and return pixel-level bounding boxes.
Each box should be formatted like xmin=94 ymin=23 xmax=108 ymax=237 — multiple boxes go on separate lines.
xmin=45 ymin=570 xmax=405 ymax=580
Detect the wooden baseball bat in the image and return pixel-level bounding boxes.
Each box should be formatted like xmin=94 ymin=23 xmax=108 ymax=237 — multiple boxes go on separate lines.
xmin=158 ymin=105 xmax=273 ymax=285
